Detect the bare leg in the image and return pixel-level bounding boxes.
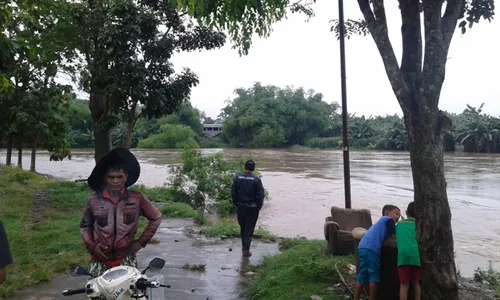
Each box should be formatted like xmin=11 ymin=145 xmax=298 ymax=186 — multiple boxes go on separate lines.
xmin=399 ymin=283 xmax=409 ymax=300
xmin=369 ymin=283 xmax=377 ymax=300
xmin=0 ymin=268 xmax=6 ymax=284
xmin=412 ymin=280 xmax=421 ymax=300
xmin=353 ymin=282 xmax=362 ymax=300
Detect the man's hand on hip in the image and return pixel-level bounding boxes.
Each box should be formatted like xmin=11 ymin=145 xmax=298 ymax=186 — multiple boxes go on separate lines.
xmin=130 ymin=241 xmax=143 ymax=255
xmin=93 ymin=244 xmax=109 ymax=261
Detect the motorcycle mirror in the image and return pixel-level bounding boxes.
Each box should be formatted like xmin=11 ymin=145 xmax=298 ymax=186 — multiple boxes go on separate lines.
xmin=149 ymin=258 xmax=165 ymax=270
xmin=141 ymin=258 xmax=166 ymax=274
xmin=70 ymin=265 xmax=92 ymax=277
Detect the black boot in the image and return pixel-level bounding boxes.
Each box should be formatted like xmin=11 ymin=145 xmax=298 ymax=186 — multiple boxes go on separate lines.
xmin=242 ymin=237 xmax=252 ymax=257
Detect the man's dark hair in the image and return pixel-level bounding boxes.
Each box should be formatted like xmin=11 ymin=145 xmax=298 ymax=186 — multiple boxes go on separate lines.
xmin=244 ymin=160 xmax=256 ymax=172
xmin=382 ymin=204 xmax=400 ymax=216
xmin=106 ymin=162 xmax=128 ymax=174
xmin=406 ymin=201 xmax=416 ymax=218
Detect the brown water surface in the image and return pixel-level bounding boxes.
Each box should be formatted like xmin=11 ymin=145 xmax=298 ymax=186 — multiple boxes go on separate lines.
xmin=2 ymin=148 xmax=499 ymax=276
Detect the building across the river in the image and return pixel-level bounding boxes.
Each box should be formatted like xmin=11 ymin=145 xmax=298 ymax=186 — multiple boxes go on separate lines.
xmin=202 ymin=123 xmax=223 ymax=138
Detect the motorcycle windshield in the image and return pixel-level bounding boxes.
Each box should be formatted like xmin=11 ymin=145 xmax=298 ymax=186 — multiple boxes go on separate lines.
xmin=102 ymin=269 xmax=129 ymax=281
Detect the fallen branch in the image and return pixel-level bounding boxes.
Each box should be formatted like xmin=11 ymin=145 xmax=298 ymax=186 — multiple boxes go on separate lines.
xmin=334 ymin=263 xmax=354 ymax=295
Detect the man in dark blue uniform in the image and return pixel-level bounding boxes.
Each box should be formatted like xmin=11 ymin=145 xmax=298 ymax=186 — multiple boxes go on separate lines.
xmin=0 ymin=219 xmax=13 ymax=284
xmin=231 ymin=160 xmax=265 ymax=257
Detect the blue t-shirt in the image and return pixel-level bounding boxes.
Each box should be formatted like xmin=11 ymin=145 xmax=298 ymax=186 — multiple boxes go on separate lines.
xmin=358 ymin=216 xmax=396 ymax=255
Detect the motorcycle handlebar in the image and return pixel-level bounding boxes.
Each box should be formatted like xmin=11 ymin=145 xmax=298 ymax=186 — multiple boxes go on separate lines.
xmin=62 ymin=288 xmax=87 ymax=296
xmin=136 ymin=279 xmax=171 ymax=290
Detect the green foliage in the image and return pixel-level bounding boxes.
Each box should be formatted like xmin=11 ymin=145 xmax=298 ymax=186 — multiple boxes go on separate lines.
xmin=138 ymin=124 xmax=199 ymax=149
xmin=247 ymin=239 xmax=355 ymax=300
xmin=67 ymin=98 xmax=94 ymax=148
xmin=64 ymin=0 xmax=226 ymax=152
xmin=168 ymin=148 xmax=268 ymax=218
xmin=221 ymin=83 xmax=333 ymax=148
xmin=173 ymin=0 xmax=315 ymax=55
xmin=160 ymin=202 xmax=198 ymax=218
xmin=306 ymin=137 xmax=342 ymax=149
xmin=129 ymin=184 xmax=176 ymax=203
xmin=474 ymin=261 xmax=500 ymax=297
xmin=0 ymin=0 xmax=75 ymax=168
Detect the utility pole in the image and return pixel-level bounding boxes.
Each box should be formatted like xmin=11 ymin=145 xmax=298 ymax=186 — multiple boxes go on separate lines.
xmin=338 ymin=0 xmax=351 ymax=209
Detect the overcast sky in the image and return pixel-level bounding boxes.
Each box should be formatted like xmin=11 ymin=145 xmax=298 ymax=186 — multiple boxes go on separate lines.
xmin=68 ymin=1 xmax=499 ymax=119
xmin=168 ymin=1 xmax=500 ymax=119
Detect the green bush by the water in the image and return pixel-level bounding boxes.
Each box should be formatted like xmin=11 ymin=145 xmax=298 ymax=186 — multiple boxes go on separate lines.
xmin=138 ymin=124 xmax=199 ymax=149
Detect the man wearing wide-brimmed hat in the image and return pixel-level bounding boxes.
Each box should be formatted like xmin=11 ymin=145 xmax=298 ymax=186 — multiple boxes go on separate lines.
xmin=80 ymin=147 xmax=162 ymax=277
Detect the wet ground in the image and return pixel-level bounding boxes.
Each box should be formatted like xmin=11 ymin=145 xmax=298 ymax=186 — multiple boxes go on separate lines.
xmin=7 ymin=219 xmax=279 ymax=300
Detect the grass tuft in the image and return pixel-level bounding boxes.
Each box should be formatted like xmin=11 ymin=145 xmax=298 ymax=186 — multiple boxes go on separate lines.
xmin=160 ymin=202 xmax=197 ymax=218
xmin=200 ymin=218 xmax=276 ymax=240
xmin=182 ymin=263 xmax=206 ymax=271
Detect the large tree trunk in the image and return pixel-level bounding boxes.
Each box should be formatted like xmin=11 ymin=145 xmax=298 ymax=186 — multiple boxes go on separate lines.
xmin=124 ymin=120 xmax=135 ymax=150
xmin=6 ymin=138 xmax=12 ymax=166
xmin=17 ymin=144 xmax=23 ymax=169
xmin=406 ymin=109 xmax=457 ymax=300
xmin=355 ymin=0 xmax=463 ymax=298
xmin=30 ymin=138 xmax=37 ymax=172
xmin=90 ymin=85 xmax=111 ymax=163
xmin=124 ymin=114 xmax=139 ymax=150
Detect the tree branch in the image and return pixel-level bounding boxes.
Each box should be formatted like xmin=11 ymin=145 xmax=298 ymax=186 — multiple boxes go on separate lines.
xmin=357 ymin=0 xmax=412 ymax=113
xmin=421 ymin=0 xmax=446 ymax=109
xmin=399 ymin=0 xmax=423 ymax=101
xmin=442 ymin=0 xmax=462 ymax=53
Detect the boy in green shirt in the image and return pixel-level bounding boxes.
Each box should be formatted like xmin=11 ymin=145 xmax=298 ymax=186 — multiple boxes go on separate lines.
xmin=396 ymin=201 xmax=421 ymax=300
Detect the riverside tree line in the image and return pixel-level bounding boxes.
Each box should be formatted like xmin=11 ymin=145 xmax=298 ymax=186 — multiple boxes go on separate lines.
xmin=64 ymin=82 xmax=500 ymax=153
xmin=0 ymin=0 xmax=496 ymax=299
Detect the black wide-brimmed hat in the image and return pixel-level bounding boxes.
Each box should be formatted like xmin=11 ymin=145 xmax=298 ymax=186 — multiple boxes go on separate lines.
xmin=87 ymin=147 xmax=141 ymax=192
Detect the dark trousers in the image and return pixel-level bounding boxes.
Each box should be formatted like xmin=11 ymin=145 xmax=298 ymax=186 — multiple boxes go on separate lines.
xmin=236 ymin=206 xmax=260 ymax=251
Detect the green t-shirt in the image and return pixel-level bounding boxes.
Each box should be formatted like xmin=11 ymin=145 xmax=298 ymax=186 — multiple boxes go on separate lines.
xmin=396 ymin=218 xmax=420 ymax=267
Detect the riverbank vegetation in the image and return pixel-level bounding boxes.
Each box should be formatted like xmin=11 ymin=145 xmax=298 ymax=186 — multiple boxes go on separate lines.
xmin=247 ymin=239 xmax=355 ymax=300
xmin=63 ymin=85 xmax=500 ymax=154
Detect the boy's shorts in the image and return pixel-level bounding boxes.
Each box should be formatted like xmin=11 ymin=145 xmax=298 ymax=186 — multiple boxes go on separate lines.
xmin=398 ymin=266 xmax=422 ymax=283
xmin=356 ymin=248 xmax=380 ymax=284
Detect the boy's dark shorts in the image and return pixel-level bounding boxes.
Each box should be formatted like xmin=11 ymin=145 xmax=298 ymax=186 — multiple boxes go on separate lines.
xmin=398 ymin=266 xmax=422 ymax=283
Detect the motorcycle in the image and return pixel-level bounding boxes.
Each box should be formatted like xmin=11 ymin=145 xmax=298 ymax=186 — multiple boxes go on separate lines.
xmin=62 ymin=257 xmax=170 ymax=300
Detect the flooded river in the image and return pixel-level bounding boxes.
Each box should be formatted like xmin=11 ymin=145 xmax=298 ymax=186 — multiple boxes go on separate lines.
xmin=2 ymin=148 xmax=500 ymax=276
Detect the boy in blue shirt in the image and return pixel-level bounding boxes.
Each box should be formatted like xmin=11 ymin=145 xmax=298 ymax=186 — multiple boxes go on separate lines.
xmin=353 ymin=205 xmax=401 ymax=300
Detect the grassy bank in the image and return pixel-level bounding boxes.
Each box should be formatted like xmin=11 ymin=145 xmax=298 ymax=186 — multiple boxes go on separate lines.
xmin=0 ymin=167 xmax=89 ymax=296
xmin=200 ymin=218 xmax=277 ymax=240
xmin=0 ymin=166 xmax=195 ymax=297
xmin=247 ymin=239 xmax=355 ymax=300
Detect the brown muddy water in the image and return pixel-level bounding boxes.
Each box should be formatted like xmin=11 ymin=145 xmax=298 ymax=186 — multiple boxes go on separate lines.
xmin=2 ymin=148 xmax=500 ymax=276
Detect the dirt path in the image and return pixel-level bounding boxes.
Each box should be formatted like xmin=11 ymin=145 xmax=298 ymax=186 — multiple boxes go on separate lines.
xmin=30 ymin=190 xmax=51 ymax=224
xmin=6 ymin=219 xmax=279 ymax=300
